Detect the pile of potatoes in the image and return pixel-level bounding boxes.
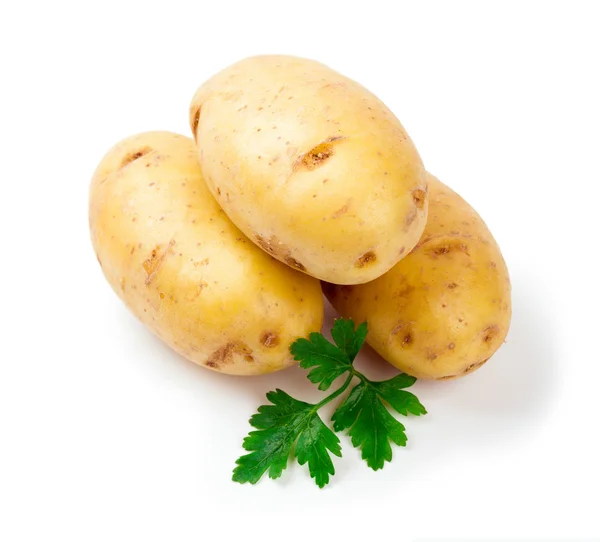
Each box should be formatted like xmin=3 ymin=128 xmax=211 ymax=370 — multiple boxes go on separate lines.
xmin=89 ymin=55 xmax=511 ymax=379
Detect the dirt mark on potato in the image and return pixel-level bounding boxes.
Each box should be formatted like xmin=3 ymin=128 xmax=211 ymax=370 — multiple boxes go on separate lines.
xmin=355 ymin=250 xmax=377 ymax=268
xmin=390 ymin=320 xmax=413 ymax=346
xmin=205 ymin=342 xmax=253 ymax=369
xmin=191 ymin=106 xmax=201 ymax=139
xmin=435 ymin=356 xmax=491 ymax=380
xmin=143 ymin=239 xmax=175 ymax=285
xmin=331 ymin=199 xmax=351 ymax=219
xmin=428 ymin=240 xmax=471 ymax=258
xmin=405 ymin=207 xmax=417 ymax=228
xmin=293 ymin=136 xmax=345 ymax=172
xmin=255 ymin=234 xmax=306 ymax=271
xmin=120 ymin=146 xmax=154 ymax=169
xmin=463 ymin=357 xmax=490 ymax=374
xmin=481 ymin=325 xmax=500 ymax=343
xmin=413 ymin=188 xmax=426 ymax=209
xmin=284 ymin=256 xmax=306 ymax=272
xmin=260 ymin=331 xmax=280 ymax=348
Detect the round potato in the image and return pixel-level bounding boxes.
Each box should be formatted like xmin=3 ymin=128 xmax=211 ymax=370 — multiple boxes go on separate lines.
xmin=323 ymin=174 xmax=511 ymax=379
xmin=89 ymin=131 xmax=324 ymax=375
xmin=189 ymin=55 xmax=427 ymax=285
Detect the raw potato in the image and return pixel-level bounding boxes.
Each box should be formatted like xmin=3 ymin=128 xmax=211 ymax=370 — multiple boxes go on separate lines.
xmin=323 ymin=174 xmax=511 ymax=379
xmin=89 ymin=132 xmax=324 ymax=375
xmin=189 ymin=55 xmax=428 ymax=285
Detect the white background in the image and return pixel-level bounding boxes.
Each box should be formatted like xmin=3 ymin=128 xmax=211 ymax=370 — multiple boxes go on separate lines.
xmin=1 ymin=1 xmax=599 ymax=541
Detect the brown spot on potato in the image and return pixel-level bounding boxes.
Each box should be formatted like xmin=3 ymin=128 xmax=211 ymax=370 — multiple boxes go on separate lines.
xmin=398 ymin=246 xmax=405 ymax=256
xmin=143 ymin=239 xmax=175 ymax=285
xmin=206 ymin=342 xmax=252 ymax=368
xmin=355 ymin=251 xmax=377 ymax=268
xmin=448 ymin=343 xmax=455 ymax=350
xmin=260 ymin=332 xmax=280 ymax=348
xmin=120 ymin=146 xmax=153 ymax=169
xmin=447 ymin=282 xmax=458 ymax=289
xmin=255 ymin=234 xmax=273 ymax=254
xmin=482 ymin=325 xmax=500 ymax=343
xmin=412 ymin=189 xmax=426 ymax=209
xmin=255 ymin=234 xmax=305 ymax=270
xmin=393 ymin=283 xmax=415 ymax=299
xmin=462 ymin=357 xmax=490 ymax=375
xmin=429 ymin=241 xmax=471 ymax=258
xmin=298 ymin=143 xmax=333 ymax=170
xmin=284 ymin=256 xmax=306 ymax=272
xmin=191 ymin=106 xmax=201 ymax=138
xmin=216 ymin=187 xmax=221 ymax=196
xmin=331 ymin=200 xmax=351 ymax=219
xmin=391 ymin=321 xmax=411 ymax=336
xmin=402 ymin=333 xmax=413 ymax=347
xmin=321 ymin=82 xmax=347 ymax=91
xmin=427 ymin=352 xmax=438 ymax=361
xmin=405 ymin=208 xmax=417 ymax=228
xmin=294 ymin=137 xmax=345 ymax=172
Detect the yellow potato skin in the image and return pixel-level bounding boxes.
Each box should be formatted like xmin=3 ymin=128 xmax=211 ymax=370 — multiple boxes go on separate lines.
xmin=189 ymin=55 xmax=427 ymax=285
xmin=89 ymin=132 xmax=323 ymax=375
xmin=323 ymin=174 xmax=511 ymax=379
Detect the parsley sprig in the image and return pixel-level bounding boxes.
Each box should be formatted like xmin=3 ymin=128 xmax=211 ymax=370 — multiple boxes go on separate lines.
xmin=232 ymin=319 xmax=427 ymax=488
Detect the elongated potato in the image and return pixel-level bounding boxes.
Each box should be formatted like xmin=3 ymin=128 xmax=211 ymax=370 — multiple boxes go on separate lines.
xmin=89 ymin=132 xmax=324 ymax=375
xmin=189 ymin=55 xmax=427 ymax=285
xmin=323 ymin=174 xmax=511 ymax=379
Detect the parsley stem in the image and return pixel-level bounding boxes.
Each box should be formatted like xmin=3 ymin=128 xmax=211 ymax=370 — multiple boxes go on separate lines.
xmin=350 ymin=367 xmax=370 ymax=384
xmin=313 ymin=371 xmax=354 ymax=411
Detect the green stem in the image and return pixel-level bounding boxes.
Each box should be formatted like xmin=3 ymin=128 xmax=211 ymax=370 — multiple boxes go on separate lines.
xmin=350 ymin=366 xmax=369 ymax=383
xmin=313 ymin=371 xmax=355 ymax=411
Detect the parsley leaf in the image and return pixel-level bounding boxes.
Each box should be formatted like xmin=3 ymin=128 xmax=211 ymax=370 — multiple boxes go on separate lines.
xmin=232 ymin=389 xmax=341 ymax=488
xmin=290 ymin=330 xmax=351 ymax=391
xmin=233 ymin=318 xmax=427 ymax=487
xmin=295 ymin=414 xmax=342 ymax=488
xmin=332 ymin=382 xmax=407 ymax=470
xmin=332 ymin=373 xmax=426 ymax=470
xmin=330 ymin=318 xmax=368 ymax=361
xmin=370 ymin=374 xmax=428 ymax=417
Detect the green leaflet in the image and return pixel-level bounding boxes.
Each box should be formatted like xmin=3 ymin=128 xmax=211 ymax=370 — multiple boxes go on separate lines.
xmin=332 ymin=381 xmax=407 ymax=470
xmin=330 ymin=318 xmax=368 ymax=361
xmin=290 ymin=331 xmax=352 ymax=391
xmin=232 ymin=389 xmax=341 ymax=488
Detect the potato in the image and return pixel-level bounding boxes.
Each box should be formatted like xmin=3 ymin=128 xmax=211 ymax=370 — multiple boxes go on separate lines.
xmin=323 ymin=174 xmax=511 ymax=379
xmin=89 ymin=131 xmax=324 ymax=375
xmin=189 ymin=55 xmax=427 ymax=285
